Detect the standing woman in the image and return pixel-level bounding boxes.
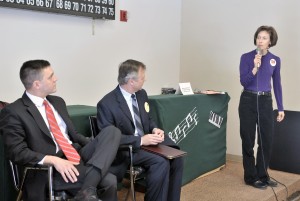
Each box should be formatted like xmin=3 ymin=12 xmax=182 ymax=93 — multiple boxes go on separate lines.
xmin=239 ymin=25 xmax=285 ymax=189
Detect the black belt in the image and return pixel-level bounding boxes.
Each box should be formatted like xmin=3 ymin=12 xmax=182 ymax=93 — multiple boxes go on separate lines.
xmin=243 ymin=90 xmax=271 ymax=96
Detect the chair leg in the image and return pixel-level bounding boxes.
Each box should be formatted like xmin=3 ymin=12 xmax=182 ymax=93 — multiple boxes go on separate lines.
xmin=130 ymin=176 xmax=136 ymax=201
xmin=130 ymin=166 xmax=135 ymax=201
xmin=124 ymin=166 xmax=136 ymax=201
xmin=123 ymin=174 xmax=136 ymax=201
xmin=16 ymin=190 xmax=23 ymax=201
xmin=129 ymin=146 xmax=136 ymax=201
xmin=48 ymin=166 xmax=54 ymax=201
xmin=16 ymin=168 xmax=29 ymax=201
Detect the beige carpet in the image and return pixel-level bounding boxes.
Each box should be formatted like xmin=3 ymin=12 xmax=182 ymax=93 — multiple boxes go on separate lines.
xmin=118 ymin=160 xmax=300 ymax=201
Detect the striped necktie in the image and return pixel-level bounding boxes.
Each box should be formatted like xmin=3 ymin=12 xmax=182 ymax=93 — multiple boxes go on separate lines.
xmin=131 ymin=94 xmax=144 ymax=136
xmin=43 ymin=100 xmax=80 ymax=163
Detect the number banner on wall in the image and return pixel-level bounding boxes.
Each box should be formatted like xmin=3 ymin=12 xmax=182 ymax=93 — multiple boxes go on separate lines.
xmin=0 ymin=0 xmax=115 ymax=19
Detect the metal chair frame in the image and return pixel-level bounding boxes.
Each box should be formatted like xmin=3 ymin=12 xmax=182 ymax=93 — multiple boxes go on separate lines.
xmin=9 ymin=160 xmax=81 ymax=201
xmin=9 ymin=160 xmax=54 ymax=201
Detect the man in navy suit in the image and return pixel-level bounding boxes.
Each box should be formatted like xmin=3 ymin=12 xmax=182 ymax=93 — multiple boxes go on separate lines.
xmin=97 ymin=59 xmax=183 ymax=201
xmin=0 ymin=60 xmax=121 ymax=201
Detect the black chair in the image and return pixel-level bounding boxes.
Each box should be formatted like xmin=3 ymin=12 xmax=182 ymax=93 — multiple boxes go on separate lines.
xmin=89 ymin=116 xmax=145 ymax=201
xmin=9 ymin=161 xmax=81 ymax=201
xmin=9 ymin=160 xmax=52 ymax=201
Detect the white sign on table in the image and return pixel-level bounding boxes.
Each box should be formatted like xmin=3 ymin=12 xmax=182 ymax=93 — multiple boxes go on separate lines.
xmin=176 ymin=82 xmax=194 ymax=95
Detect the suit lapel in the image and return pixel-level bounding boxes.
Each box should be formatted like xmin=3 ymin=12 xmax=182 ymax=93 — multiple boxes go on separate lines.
xmin=135 ymin=90 xmax=147 ymax=127
xmin=115 ymin=87 xmax=134 ymax=124
xmin=22 ymin=93 xmax=52 ymax=138
xmin=47 ymin=96 xmax=68 ymax=123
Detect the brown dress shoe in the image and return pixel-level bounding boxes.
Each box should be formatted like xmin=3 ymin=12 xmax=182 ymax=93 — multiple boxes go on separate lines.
xmin=74 ymin=186 xmax=102 ymax=201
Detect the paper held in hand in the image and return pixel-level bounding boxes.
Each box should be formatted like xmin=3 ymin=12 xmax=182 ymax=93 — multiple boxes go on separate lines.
xmin=142 ymin=144 xmax=187 ymax=159
xmin=176 ymin=82 xmax=194 ymax=95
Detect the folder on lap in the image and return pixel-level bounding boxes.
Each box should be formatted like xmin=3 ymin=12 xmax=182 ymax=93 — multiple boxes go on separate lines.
xmin=142 ymin=144 xmax=187 ymax=159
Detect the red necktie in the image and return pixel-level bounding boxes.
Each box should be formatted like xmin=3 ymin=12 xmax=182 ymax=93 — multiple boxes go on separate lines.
xmin=43 ymin=100 xmax=80 ymax=163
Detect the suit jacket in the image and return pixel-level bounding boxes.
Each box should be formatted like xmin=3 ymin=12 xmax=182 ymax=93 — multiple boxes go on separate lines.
xmin=0 ymin=93 xmax=90 ymax=200
xmin=97 ymin=86 xmax=177 ymax=180
xmin=0 ymin=92 xmax=89 ymax=166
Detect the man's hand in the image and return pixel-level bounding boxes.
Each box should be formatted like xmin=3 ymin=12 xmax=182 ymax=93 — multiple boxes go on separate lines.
xmin=44 ymin=155 xmax=79 ymax=183
xmin=152 ymin=128 xmax=165 ymax=141
xmin=141 ymin=130 xmax=164 ymax=146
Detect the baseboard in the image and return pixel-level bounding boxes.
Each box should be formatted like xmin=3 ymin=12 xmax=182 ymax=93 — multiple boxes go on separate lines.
xmin=199 ymin=164 xmax=226 ymax=178
xmin=226 ymin=154 xmax=242 ymax=163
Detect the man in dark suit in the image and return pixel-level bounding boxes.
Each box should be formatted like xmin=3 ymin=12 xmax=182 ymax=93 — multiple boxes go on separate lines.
xmin=97 ymin=59 xmax=184 ymax=201
xmin=0 ymin=60 xmax=121 ymax=201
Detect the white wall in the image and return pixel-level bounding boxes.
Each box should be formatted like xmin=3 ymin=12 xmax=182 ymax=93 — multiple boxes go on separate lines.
xmin=0 ymin=0 xmax=181 ymax=105
xmin=2 ymin=0 xmax=300 ymax=157
xmin=180 ymin=0 xmax=300 ymax=156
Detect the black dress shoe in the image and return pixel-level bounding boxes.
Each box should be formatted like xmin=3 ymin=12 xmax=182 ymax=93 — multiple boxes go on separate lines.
xmin=263 ymin=180 xmax=278 ymax=187
xmin=74 ymin=186 xmax=102 ymax=201
xmin=246 ymin=180 xmax=268 ymax=189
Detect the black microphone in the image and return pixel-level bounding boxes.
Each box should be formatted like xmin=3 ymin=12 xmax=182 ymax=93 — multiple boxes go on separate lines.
xmin=256 ymin=47 xmax=263 ymax=68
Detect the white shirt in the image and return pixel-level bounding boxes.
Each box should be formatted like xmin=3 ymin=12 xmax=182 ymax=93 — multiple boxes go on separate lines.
xmin=119 ymin=86 xmax=139 ymax=136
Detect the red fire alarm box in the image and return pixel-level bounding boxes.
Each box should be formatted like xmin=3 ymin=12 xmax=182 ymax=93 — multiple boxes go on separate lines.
xmin=120 ymin=10 xmax=127 ymax=22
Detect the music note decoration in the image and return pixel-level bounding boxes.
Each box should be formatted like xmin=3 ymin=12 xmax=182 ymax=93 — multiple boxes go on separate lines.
xmin=168 ymin=107 xmax=199 ymax=144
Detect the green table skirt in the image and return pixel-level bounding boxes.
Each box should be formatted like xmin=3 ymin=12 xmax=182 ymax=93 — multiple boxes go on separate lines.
xmin=148 ymin=93 xmax=230 ymax=185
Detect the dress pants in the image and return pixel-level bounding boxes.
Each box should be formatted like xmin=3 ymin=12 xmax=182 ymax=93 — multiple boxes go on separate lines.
xmin=133 ymin=149 xmax=183 ymax=201
xmin=238 ymin=91 xmax=274 ymax=184
xmin=23 ymin=126 xmax=121 ymax=201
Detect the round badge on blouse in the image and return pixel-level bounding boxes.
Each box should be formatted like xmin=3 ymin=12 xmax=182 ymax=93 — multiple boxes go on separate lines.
xmin=270 ymin=59 xmax=276 ymax=67
xmin=144 ymin=102 xmax=150 ymax=113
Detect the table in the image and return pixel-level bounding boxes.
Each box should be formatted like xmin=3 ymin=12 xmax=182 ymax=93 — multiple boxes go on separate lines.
xmin=148 ymin=93 xmax=230 ymax=185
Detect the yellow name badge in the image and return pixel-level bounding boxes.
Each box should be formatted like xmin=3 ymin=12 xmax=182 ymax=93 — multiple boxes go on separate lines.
xmin=144 ymin=102 xmax=150 ymax=113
